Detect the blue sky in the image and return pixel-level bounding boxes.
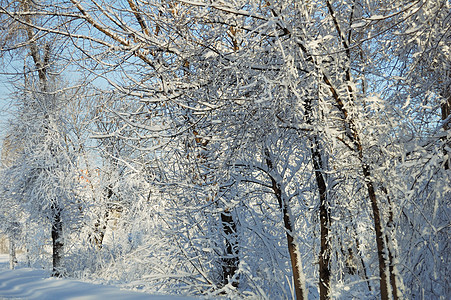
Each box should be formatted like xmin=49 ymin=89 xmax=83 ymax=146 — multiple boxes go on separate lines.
xmin=0 ymin=72 xmax=16 ymax=147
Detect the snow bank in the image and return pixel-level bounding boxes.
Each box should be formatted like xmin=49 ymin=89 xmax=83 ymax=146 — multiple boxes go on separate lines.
xmin=0 ymin=255 xmax=195 ymax=300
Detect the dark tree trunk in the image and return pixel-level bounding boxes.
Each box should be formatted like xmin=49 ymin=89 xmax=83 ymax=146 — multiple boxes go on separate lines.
xmin=441 ymin=93 xmax=450 ymax=169
xmin=304 ymin=97 xmax=331 ymax=300
xmin=51 ymin=204 xmax=63 ymax=277
xmin=362 ymin=165 xmax=389 ymax=300
xmin=220 ymin=210 xmax=239 ymax=287
xmin=310 ymin=137 xmax=331 ymax=300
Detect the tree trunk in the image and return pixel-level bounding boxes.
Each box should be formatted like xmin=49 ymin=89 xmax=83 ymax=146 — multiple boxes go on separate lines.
xmin=51 ymin=204 xmax=63 ymax=277
xmin=265 ymin=152 xmax=307 ymax=300
xmin=362 ymin=165 xmax=390 ymax=300
xmin=304 ymin=97 xmax=331 ymax=299
xmin=441 ymin=93 xmax=450 ymax=169
xmin=9 ymin=239 xmax=17 ymax=270
xmin=385 ymin=235 xmax=398 ymax=300
xmin=220 ymin=210 xmax=239 ymax=287
xmin=311 ymin=137 xmax=330 ymax=300
xmin=381 ymin=187 xmax=401 ymax=300
xmin=282 ymin=202 xmax=306 ymax=300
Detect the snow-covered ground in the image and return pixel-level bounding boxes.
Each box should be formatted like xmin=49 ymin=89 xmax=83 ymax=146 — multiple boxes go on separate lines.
xmin=0 ymin=254 xmax=195 ymax=300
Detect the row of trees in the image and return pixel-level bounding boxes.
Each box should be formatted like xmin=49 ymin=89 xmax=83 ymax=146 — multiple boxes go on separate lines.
xmin=0 ymin=0 xmax=449 ymax=299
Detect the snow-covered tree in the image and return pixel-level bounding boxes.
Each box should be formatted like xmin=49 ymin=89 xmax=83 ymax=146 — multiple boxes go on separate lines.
xmin=0 ymin=0 xmax=449 ymax=299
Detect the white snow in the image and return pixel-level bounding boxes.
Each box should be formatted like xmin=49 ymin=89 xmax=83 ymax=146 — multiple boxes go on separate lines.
xmin=0 ymin=254 xmax=195 ymax=300
xmin=351 ymin=21 xmax=366 ymax=28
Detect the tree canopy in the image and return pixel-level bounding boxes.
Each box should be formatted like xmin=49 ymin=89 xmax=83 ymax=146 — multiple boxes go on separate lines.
xmin=0 ymin=0 xmax=449 ymax=299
